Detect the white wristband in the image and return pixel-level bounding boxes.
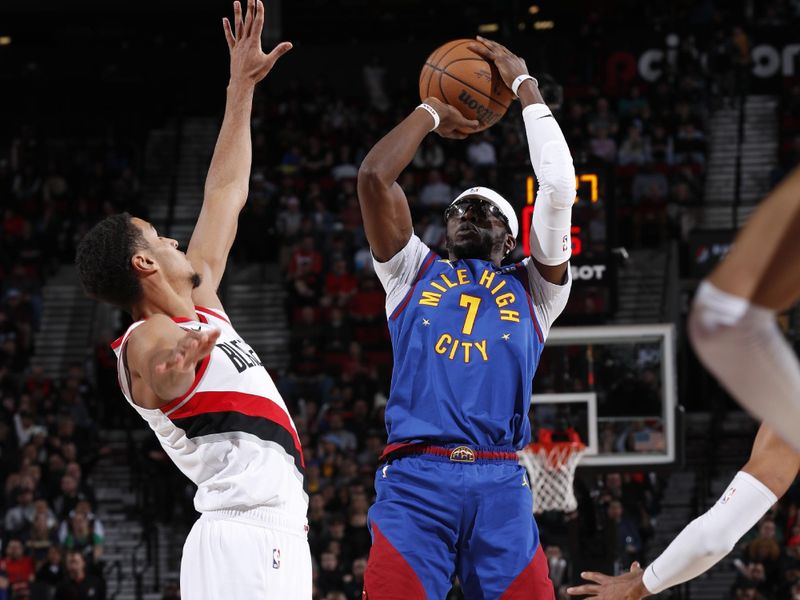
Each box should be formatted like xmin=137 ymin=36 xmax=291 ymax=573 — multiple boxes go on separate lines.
xmin=512 ymin=74 xmax=538 ymax=97
xmin=416 ymin=103 xmax=440 ymax=131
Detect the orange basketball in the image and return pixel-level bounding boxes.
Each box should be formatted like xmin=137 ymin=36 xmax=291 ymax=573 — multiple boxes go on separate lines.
xmin=419 ymin=39 xmax=515 ymax=132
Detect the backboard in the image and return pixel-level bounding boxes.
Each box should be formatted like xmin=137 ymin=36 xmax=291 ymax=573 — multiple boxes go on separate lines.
xmin=531 ymin=324 xmax=678 ymax=467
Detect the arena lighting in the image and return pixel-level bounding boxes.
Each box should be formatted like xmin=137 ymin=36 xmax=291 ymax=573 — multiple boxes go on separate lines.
xmin=528 ymin=5 xmax=540 ymax=14
xmin=0 ymin=36 xmax=11 ymax=46
xmin=477 ymin=23 xmax=500 ymax=33
xmin=518 ymin=22 xmax=526 ymax=31
xmin=533 ymin=20 xmax=555 ymax=30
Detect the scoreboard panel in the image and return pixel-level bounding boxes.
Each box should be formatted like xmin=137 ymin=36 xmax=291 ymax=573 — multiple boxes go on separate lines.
xmin=519 ymin=167 xmax=616 ymax=322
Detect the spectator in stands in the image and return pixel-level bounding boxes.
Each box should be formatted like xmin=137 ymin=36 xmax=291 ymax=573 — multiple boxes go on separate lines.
xmin=52 ymin=475 xmax=86 ymax=521
xmin=617 ymin=124 xmax=652 ymax=166
xmin=674 ymin=121 xmax=706 ymax=166
xmin=604 ymin=500 xmax=643 ymax=570
xmin=322 ymin=413 xmax=358 ymax=454
xmin=1 ymin=539 xmax=34 ymax=599
xmin=4 ymin=483 xmax=36 ymax=535
xmin=342 ymin=556 xmax=367 ymax=600
xmin=54 ymin=551 xmax=105 ymax=600
xmin=466 ymin=131 xmax=497 ymax=168
xmin=317 ymin=550 xmax=345 ymax=597
xmin=36 ymin=545 xmax=65 ymax=589
xmin=418 ymin=170 xmax=452 ymax=209
xmin=745 ymin=519 xmax=782 ymax=583
xmin=24 ymin=511 xmax=59 ymax=567
xmin=588 ymin=127 xmax=617 ymax=164
xmin=413 ymin=136 xmax=445 ymax=170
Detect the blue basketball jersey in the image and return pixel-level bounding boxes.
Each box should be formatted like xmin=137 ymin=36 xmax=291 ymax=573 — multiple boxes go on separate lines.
xmin=381 ymin=240 xmax=550 ymax=449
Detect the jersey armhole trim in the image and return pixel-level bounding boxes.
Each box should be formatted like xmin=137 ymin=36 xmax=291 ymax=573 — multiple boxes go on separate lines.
xmin=159 ymin=352 xmax=212 ymax=414
xmin=195 ymin=305 xmax=230 ymax=325
xmin=513 ymin=263 xmax=544 ymax=343
xmin=389 ymin=250 xmax=438 ymax=321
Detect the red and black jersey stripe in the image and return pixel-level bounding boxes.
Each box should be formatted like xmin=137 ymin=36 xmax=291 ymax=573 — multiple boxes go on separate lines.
xmin=167 ymin=391 xmax=305 ymax=479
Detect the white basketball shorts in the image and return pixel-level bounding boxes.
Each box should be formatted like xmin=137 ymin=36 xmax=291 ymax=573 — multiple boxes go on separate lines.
xmin=180 ymin=506 xmax=311 ymax=599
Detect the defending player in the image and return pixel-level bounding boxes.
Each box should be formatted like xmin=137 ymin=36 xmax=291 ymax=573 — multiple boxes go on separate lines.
xmin=74 ymin=2 xmax=310 ymax=598
xmin=566 ymin=423 xmax=799 ymax=599
xmin=358 ymin=37 xmax=575 ymax=598
xmin=688 ymin=165 xmax=800 ymax=451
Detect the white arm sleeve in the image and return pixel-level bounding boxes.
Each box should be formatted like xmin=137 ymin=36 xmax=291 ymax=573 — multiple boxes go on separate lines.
xmin=372 ymin=234 xmax=432 ymax=316
xmin=643 ymin=471 xmax=777 ymax=595
xmin=523 ymin=257 xmax=572 ymax=339
xmin=523 ymin=103 xmax=576 ymax=266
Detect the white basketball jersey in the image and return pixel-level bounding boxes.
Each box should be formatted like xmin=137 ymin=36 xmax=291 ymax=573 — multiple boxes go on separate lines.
xmin=111 ymin=305 xmax=307 ymax=518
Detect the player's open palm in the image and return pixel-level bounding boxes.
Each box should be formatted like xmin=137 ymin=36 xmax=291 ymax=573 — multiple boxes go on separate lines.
xmin=423 ymin=97 xmax=480 ymax=139
xmin=468 ymin=36 xmax=529 ymax=92
xmin=566 ymin=562 xmax=650 ymax=600
xmin=154 ymin=328 xmax=221 ymax=376
xmin=223 ymin=0 xmax=292 ymax=84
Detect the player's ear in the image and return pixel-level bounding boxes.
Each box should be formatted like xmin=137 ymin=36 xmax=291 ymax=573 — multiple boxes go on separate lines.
xmin=131 ymin=252 xmax=158 ymax=276
xmin=504 ymin=234 xmax=517 ymax=256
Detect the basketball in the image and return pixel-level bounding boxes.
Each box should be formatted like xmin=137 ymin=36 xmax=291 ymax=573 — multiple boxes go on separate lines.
xmin=419 ymin=39 xmax=515 ymax=132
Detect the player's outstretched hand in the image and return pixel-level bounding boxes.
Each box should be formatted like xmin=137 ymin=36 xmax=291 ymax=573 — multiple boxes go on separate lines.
xmin=223 ymin=0 xmax=292 ymax=84
xmin=566 ymin=562 xmax=651 ymax=600
xmin=468 ymin=36 xmax=530 ymax=94
xmin=422 ymin=97 xmax=480 ymax=140
xmin=154 ymin=328 xmax=221 ymax=376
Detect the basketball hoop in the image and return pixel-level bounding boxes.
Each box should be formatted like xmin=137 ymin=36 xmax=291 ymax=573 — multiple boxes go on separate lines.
xmin=519 ymin=441 xmax=586 ymax=513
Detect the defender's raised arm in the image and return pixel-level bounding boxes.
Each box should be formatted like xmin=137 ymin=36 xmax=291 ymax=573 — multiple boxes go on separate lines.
xmin=187 ymin=0 xmax=292 ymax=308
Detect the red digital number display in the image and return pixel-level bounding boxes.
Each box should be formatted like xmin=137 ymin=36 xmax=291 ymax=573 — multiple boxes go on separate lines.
xmin=520 ymin=204 xmax=583 ymax=257
xmin=519 ymin=173 xmax=598 ymax=257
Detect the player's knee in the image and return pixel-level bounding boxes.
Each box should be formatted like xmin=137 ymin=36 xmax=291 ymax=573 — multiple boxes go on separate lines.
xmin=688 ymin=282 xmax=773 ymax=365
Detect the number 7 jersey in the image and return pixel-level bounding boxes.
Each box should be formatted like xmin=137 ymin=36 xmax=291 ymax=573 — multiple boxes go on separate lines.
xmin=375 ymin=235 xmax=572 ymax=450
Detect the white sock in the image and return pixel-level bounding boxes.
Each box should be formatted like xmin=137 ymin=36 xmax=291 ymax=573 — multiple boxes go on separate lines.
xmin=689 ymin=281 xmax=800 ymax=451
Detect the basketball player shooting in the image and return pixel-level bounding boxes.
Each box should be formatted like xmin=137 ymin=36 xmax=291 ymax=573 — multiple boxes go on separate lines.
xmin=567 ymin=423 xmax=798 ymax=599
xmin=358 ymin=37 xmax=575 ymax=598
xmin=687 ymin=165 xmax=800 ymax=453
xmin=75 ymin=2 xmax=311 ymax=598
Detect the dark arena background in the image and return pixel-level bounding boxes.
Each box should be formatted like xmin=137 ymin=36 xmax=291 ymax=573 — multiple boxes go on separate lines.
xmin=1 ymin=0 xmax=800 ymax=598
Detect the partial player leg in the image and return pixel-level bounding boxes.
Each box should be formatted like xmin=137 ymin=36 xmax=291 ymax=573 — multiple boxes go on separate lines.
xmin=706 ymin=165 xmax=800 ymax=308
xmin=364 ymin=458 xmax=460 ymax=600
xmin=180 ymin=513 xmax=311 ymax=600
xmin=689 ymin=165 xmax=800 ymax=450
xmin=458 ymin=462 xmax=555 ymax=599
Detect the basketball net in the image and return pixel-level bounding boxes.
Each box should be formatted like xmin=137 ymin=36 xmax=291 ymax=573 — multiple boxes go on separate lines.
xmin=519 ymin=442 xmax=586 ymax=513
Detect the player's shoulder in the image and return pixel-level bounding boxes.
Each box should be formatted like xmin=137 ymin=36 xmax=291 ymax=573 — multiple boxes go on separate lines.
xmin=126 ymin=315 xmax=184 ymax=357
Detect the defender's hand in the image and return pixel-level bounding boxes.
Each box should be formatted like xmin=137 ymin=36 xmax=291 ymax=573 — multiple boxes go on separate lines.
xmin=468 ymin=36 xmax=529 ymax=93
xmin=422 ymin=97 xmax=480 ymax=140
xmin=566 ymin=562 xmax=651 ymax=600
xmin=223 ymin=0 xmax=292 ymax=85
xmin=154 ymin=328 xmax=221 ymax=375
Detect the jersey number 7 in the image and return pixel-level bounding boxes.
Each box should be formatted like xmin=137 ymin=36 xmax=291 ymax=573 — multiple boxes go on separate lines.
xmin=459 ymin=294 xmax=482 ymax=335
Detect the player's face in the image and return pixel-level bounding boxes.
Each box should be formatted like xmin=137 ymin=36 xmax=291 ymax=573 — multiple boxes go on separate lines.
xmin=444 ymin=198 xmax=512 ymax=261
xmin=130 ymin=218 xmax=201 ymax=289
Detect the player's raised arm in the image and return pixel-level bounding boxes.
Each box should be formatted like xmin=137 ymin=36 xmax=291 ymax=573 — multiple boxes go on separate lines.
xmin=567 ymin=424 xmax=798 ymax=600
xmin=187 ymin=0 xmax=292 ymax=307
xmin=357 ymin=98 xmax=478 ymax=261
xmin=469 ymin=36 xmax=575 ymax=285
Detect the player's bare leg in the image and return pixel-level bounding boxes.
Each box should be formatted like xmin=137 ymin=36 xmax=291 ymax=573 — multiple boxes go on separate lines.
xmin=706 ymin=166 xmax=800 ymax=308
xmin=689 ymin=165 xmax=800 ymax=451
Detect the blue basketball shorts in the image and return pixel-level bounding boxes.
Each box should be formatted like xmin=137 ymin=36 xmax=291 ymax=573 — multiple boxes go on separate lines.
xmin=363 ymin=452 xmax=554 ymax=599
